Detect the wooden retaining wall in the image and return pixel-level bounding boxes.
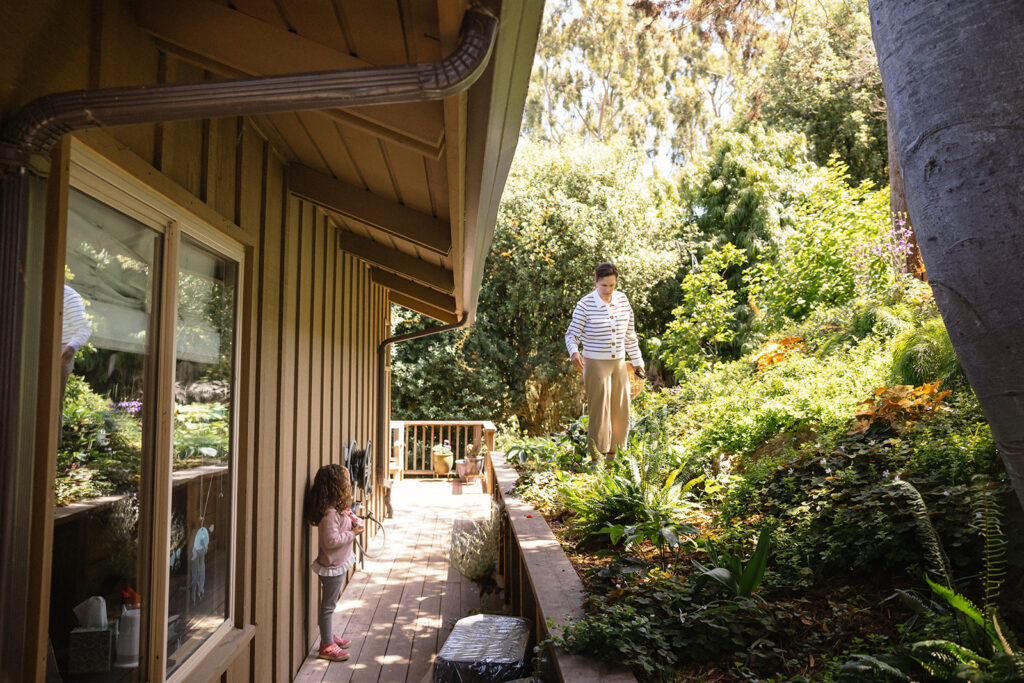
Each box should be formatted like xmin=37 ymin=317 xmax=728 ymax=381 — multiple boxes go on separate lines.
xmin=485 ymin=453 xmax=637 ymax=683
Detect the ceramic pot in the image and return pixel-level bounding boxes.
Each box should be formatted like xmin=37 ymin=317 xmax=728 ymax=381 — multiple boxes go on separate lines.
xmin=433 ymin=452 xmax=453 ymax=476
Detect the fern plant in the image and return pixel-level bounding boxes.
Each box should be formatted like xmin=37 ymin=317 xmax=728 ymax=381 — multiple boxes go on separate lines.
xmin=971 ymin=476 xmax=1007 ymax=620
xmin=841 ymin=481 xmax=1024 ymax=681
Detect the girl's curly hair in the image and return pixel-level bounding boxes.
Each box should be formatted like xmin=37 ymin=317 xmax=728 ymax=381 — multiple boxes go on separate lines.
xmin=304 ymin=464 xmax=353 ymax=526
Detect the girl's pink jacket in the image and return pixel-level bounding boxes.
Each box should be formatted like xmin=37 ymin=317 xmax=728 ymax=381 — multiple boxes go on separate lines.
xmin=315 ymin=507 xmax=364 ymax=570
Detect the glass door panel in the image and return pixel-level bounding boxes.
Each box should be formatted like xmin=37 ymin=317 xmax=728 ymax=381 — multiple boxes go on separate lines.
xmin=166 ymin=236 xmax=237 ymax=676
xmin=50 ymin=188 xmax=159 ymax=681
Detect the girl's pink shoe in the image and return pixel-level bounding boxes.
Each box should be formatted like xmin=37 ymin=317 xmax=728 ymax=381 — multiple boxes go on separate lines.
xmin=334 ymin=636 xmax=351 ymax=649
xmin=318 ymin=643 xmax=349 ymax=661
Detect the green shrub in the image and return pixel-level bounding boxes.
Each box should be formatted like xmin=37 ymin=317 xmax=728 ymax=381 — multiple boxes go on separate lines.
xmin=670 ymin=334 xmax=890 ymax=474
xmin=720 ymin=413 xmax=1002 ymax=586
xmin=57 ymin=375 xmax=141 ymax=504
xmin=890 ymin=318 xmax=967 ymax=389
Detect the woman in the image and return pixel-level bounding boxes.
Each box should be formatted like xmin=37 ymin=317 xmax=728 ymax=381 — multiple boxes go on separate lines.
xmin=565 ymin=262 xmax=645 ymax=461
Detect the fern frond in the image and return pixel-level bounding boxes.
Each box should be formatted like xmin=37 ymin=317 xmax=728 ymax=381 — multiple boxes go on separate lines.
xmin=971 ymin=477 xmax=1007 ymax=616
xmin=906 ymin=639 xmax=990 ymax=677
xmin=680 ymin=473 xmax=705 ymax=495
xmin=927 ymin=576 xmax=986 ymax=629
xmin=992 ymin=612 xmax=1024 ymax=676
xmin=840 ymin=654 xmax=914 ymax=681
xmin=890 ymin=479 xmax=952 ymax=587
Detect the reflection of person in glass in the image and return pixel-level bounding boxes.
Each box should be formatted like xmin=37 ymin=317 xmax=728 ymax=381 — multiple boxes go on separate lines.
xmin=60 ymin=284 xmax=91 ymax=407
xmin=565 ymin=262 xmax=645 ymax=463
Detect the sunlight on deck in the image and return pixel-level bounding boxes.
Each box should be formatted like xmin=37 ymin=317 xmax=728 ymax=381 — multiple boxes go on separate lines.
xmin=294 ymin=478 xmax=496 ymax=683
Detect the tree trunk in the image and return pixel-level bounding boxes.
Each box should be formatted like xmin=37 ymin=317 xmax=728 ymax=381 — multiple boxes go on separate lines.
xmin=886 ymin=109 xmax=924 ymax=279
xmin=869 ymin=0 xmax=1024 ymax=510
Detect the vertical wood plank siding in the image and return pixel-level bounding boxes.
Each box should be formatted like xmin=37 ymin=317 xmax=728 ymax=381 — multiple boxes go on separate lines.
xmin=3 ymin=10 xmax=392 ymax=676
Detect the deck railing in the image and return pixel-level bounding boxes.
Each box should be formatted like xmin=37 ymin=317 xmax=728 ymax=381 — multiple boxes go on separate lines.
xmin=485 ymin=452 xmax=636 ymax=682
xmin=389 ymin=420 xmax=496 ymax=477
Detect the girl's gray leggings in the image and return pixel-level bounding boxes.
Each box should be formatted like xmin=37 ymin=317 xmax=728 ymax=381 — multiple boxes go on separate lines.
xmin=318 ymin=574 xmax=345 ymax=645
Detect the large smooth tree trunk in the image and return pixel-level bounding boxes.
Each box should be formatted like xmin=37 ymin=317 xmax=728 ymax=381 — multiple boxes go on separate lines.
xmin=869 ymin=0 xmax=1024 ymax=509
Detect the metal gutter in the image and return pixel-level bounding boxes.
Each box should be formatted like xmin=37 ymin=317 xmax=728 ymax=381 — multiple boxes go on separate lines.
xmin=0 ymin=5 xmax=498 ymax=679
xmin=376 ymin=312 xmax=470 ymax=485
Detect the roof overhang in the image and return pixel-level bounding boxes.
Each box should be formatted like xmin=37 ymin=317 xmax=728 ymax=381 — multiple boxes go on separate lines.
xmin=136 ymin=0 xmax=543 ymax=323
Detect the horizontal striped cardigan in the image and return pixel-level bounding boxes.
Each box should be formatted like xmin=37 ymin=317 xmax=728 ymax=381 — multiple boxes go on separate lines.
xmin=565 ymin=290 xmax=643 ymax=365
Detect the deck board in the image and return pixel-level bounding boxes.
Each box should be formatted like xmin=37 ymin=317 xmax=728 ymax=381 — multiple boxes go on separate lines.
xmin=294 ymin=478 xmax=492 ymax=682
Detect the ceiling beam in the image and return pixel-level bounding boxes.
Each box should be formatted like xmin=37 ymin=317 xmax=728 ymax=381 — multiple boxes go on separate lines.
xmin=336 ymin=229 xmax=453 ymax=293
xmin=388 ymin=292 xmax=459 ymax=324
xmin=370 ymin=267 xmax=456 ymax=312
xmin=288 ymin=164 xmax=451 ymax=256
xmin=137 ymin=0 xmax=444 ymax=156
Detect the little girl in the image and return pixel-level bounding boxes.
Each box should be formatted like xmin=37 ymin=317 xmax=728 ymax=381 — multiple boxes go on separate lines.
xmin=305 ymin=463 xmax=364 ymax=661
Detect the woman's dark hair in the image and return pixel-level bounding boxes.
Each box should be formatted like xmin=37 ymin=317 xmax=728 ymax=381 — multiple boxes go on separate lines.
xmin=304 ymin=463 xmax=353 ymax=526
xmin=595 ymin=262 xmax=618 ymax=280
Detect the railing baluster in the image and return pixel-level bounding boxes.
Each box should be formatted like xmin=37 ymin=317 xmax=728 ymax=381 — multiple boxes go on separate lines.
xmin=384 ymin=420 xmax=498 ymax=476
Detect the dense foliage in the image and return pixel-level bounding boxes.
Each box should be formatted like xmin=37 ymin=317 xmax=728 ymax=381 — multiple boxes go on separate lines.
xmin=391 ymin=140 xmax=684 ymax=433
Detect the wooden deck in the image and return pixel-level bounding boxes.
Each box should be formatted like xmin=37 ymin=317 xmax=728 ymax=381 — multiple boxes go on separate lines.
xmin=294 ymin=477 xmax=497 ymax=683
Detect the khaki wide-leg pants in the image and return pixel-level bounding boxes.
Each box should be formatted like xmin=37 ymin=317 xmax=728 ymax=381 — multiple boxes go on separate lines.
xmin=583 ymin=358 xmax=630 ymax=457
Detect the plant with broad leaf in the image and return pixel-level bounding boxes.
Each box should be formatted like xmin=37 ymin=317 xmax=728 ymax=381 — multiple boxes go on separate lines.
xmin=850 ymin=382 xmax=951 ymax=435
xmin=691 ymin=526 xmax=772 ymax=599
xmin=562 ymin=456 xmax=700 ymax=568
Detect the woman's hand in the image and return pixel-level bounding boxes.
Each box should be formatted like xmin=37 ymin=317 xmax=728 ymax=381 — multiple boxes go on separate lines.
xmin=571 ymin=352 xmax=584 ymax=372
xmin=633 ymin=365 xmax=646 ymax=379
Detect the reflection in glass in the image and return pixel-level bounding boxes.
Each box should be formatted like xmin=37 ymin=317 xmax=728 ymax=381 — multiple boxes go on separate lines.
xmin=50 ymin=188 xmax=157 ymax=681
xmin=166 ymin=236 xmax=236 ymax=675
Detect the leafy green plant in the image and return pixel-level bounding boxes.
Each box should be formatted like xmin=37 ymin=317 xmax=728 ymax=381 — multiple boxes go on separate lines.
xmin=692 ymin=526 xmax=772 ymax=598
xmin=562 ymin=457 xmax=699 ymax=567
xmin=841 ymin=477 xmax=1022 ymax=682
xmin=554 ymin=566 xmax=787 ymax=681
xmin=842 ymin=580 xmax=1024 ymax=682
xmin=173 ymin=402 xmax=230 ymax=467
xmin=890 ymin=318 xmax=967 ymax=390
xmin=57 ymin=375 xmax=141 ymax=504
xmin=661 ymin=243 xmax=747 ymax=371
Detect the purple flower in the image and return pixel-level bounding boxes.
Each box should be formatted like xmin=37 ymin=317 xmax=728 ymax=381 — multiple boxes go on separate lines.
xmin=116 ymin=400 xmax=143 ymax=414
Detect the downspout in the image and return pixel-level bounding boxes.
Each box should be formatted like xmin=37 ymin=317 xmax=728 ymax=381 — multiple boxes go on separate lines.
xmin=377 ymin=312 xmax=470 ymax=485
xmin=0 ymin=3 xmax=497 ymax=675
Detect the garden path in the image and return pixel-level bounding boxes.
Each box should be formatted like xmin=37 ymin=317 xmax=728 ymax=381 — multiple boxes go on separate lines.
xmin=293 ymin=477 xmax=495 ymax=683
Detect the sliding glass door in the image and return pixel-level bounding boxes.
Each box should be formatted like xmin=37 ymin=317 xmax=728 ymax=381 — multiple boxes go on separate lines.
xmin=50 ymin=155 xmax=241 ymax=682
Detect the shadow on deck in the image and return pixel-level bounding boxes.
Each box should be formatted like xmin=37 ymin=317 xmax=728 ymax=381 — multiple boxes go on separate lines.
xmin=294 ymin=477 xmax=498 ymax=683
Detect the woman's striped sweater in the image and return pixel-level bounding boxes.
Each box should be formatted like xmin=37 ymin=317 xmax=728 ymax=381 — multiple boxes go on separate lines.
xmin=565 ymin=290 xmax=643 ymax=365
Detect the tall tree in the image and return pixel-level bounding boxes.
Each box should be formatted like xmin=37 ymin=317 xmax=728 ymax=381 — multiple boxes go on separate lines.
xmin=869 ymin=0 xmax=1024 ymax=509
xmin=523 ymin=0 xmax=743 ymax=161
xmin=749 ymin=0 xmax=888 ymax=187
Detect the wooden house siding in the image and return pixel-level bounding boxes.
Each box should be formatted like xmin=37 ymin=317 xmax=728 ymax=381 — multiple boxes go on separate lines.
xmin=3 ymin=4 xmax=390 ymax=679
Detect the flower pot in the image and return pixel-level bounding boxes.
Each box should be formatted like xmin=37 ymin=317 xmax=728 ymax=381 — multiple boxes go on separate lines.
xmin=433 ymin=453 xmax=454 ymax=476
xmin=456 ymin=455 xmax=484 ymax=481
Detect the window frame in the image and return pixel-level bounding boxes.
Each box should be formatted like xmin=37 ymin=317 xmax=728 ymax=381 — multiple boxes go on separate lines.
xmin=64 ymin=140 xmax=245 ymax=683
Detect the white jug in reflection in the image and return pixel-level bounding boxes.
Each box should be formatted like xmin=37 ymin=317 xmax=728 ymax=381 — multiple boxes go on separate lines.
xmin=114 ymin=606 xmax=140 ymax=668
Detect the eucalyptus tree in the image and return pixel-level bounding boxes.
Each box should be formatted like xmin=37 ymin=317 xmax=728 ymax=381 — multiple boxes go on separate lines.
xmin=523 ymin=0 xmax=743 ymax=161
xmin=869 ymin=0 xmax=1024 ymax=508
